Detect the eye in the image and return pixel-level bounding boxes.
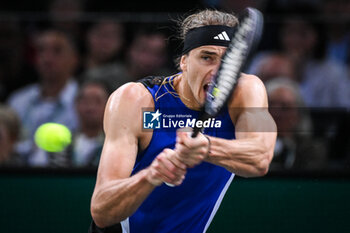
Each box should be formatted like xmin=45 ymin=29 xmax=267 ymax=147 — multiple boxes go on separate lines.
xmin=201 ymin=55 xmax=212 ymax=61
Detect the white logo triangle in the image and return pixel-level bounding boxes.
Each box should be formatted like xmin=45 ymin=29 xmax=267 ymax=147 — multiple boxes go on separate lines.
xmin=213 ymin=31 xmax=230 ymax=41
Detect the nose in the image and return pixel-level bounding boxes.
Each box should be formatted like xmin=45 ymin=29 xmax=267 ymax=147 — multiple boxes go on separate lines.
xmin=210 ymin=65 xmax=220 ymax=78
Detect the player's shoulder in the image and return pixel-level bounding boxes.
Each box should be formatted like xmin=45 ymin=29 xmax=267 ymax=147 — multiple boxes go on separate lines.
xmin=237 ymin=73 xmax=265 ymax=90
xmin=109 ymin=82 xmax=153 ymax=108
xmin=104 ymin=82 xmax=154 ymax=135
xmin=103 ymin=82 xmax=154 ymax=124
xmin=230 ymin=73 xmax=267 ymax=108
xmin=235 ymin=73 xmax=266 ymax=97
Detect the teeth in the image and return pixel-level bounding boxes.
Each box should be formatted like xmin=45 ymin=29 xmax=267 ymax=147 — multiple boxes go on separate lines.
xmin=207 ymin=82 xmax=214 ymax=88
xmin=204 ymin=81 xmax=215 ymax=92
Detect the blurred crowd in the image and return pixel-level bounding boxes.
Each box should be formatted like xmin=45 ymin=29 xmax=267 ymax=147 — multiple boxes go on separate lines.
xmin=0 ymin=0 xmax=349 ymax=173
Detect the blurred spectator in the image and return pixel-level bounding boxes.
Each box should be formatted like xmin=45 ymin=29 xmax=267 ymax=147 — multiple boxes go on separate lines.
xmin=18 ymin=0 xmax=86 ymax=82
xmin=84 ymin=18 xmax=125 ymax=70
xmin=250 ymin=52 xmax=296 ymax=83
xmin=44 ymin=79 xmax=111 ymax=168
xmin=248 ymin=4 xmax=350 ymax=108
xmin=280 ymin=13 xmax=350 ymax=108
xmin=7 ymin=28 xmax=79 ymax=166
xmin=321 ymin=0 xmax=350 ymax=66
xmin=0 ymin=105 xmax=23 ymax=166
xmin=127 ymin=27 xmax=172 ymax=78
xmin=48 ymin=0 xmax=86 ymax=45
xmin=0 ymin=20 xmax=37 ymax=102
xmin=266 ymin=77 xmax=327 ymax=171
xmin=69 ymin=79 xmax=111 ymax=168
xmin=84 ymin=26 xmax=173 ymax=90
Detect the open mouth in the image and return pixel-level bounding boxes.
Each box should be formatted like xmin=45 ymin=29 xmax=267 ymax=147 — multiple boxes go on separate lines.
xmin=203 ymin=81 xmax=214 ymax=92
xmin=203 ymin=81 xmax=215 ymax=101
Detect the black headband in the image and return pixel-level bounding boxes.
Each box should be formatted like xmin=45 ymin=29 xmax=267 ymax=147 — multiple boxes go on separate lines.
xmin=182 ymin=25 xmax=235 ymax=54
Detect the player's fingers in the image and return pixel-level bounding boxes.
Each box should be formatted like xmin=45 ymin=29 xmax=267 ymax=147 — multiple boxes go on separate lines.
xmin=155 ymin=156 xmax=178 ymax=180
xmin=173 ymin=174 xmax=186 ymax=186
xmin=175 ymin=143 xmax=206 ymax=167
xmin=177 ymin=130 xmax=208 ymax=150
xmin=148 ymin=150 xmax=186 ymax=186
xmin=156 ymin=151 xmax=186 ymax=181
xmin=176 ymin=138 xmax=208 ymax=159
xmin=163 ymin=148 xmax=187 ymax=170
xmin=176 ymin=130 xmax=188 ymax=144
xmin=146 ymin=161 xmax=164 ymax=186
xmin=174 ymin=143 xmax=191 ymax=158
xmin=153 ymin=170 xmax=177 ymax=185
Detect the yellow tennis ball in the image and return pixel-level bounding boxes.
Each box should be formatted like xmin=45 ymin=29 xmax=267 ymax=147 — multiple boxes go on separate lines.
xmin=34 ymin=123 xmax=72 ymax=152
xmin=212 ymin=87 xmax=220 ymax=97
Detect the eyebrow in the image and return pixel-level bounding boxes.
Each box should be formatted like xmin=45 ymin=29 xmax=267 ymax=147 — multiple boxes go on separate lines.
xmin=200 ymin=50 xmax=218 ymax=56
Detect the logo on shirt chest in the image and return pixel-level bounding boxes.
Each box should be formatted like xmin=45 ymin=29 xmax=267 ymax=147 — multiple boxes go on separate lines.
xmin=143 ymin=110 xmax=162 ymax=129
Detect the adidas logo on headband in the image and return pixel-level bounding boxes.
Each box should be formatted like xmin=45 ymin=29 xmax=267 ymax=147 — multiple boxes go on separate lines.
xmin=182 ymin=25 xmax=234 ymax=54
xmin=213 ymin=31 xmax=230 ymax=41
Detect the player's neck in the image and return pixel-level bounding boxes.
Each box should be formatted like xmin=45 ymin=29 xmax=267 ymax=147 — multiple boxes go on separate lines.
xmin=174 ymin=74 xmax=201 ymax=111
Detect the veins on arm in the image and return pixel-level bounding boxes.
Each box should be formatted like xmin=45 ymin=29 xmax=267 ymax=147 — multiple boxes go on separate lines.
xmin=90 ymin=82 xmax=156 ymax=227
xmin=205 ymin=74 xmax=277 ymax=177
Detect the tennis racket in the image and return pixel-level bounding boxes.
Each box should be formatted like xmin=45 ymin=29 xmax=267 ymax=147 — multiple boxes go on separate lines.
xmin=192 ymin=7 xmax=264 ymax=137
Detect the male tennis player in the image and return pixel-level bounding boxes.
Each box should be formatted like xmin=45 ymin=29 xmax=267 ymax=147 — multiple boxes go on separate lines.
xmin=90 ymin=9 xmax=277 ymax=233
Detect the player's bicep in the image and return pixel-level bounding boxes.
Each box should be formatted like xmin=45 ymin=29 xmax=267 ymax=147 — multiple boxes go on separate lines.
xmin=95 ymin=83 xmax=150 ymax=186
xmin=235 ymin=108 xmax=276 ymax=140
xmin=231 ymin=75 xmax=276 ymax=143
xmin=97 ymin=133 xmax=138 ymax=185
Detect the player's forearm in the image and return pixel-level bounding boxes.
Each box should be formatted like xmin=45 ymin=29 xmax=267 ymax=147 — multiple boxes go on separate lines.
xmin=205 ymin=135 xmax=275 ymax=177
xmin=91 ymin=169 xmax=155 ymax=228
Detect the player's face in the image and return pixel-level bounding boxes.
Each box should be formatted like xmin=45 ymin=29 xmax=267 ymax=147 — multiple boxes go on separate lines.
xmin=180 ymin=45 xmax=227 ymax=106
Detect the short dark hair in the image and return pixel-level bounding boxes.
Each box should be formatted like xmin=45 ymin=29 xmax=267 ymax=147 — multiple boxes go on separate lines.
xmin=36 ymin=27 xmax=79 ymax=53
xmin=76 ymin=78 xmax=114 ymax=101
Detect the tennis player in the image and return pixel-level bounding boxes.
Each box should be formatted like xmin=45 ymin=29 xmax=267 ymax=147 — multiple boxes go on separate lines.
xmin=90 ymin=9 xmax=277 ymax=233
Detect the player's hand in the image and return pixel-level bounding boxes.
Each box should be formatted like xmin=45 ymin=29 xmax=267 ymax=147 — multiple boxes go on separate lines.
xmin=175 ymin=129 xmax=210 ymax=168
xmin=146 ymin=148 xmax=187 ymax=186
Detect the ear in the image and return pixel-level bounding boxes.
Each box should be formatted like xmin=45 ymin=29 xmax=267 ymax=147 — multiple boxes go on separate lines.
xmin=180 ymin=55 xmax=187 ymax=72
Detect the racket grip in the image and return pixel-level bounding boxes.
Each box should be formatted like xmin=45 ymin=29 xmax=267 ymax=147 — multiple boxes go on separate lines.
xmin=191 ymin=127 xmax=201 ymax=138
xmin=191 ymin=111 xmax=211 ymax=138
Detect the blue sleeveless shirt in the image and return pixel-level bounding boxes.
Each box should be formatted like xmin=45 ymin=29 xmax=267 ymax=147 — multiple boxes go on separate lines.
xmin=121 ymin=76 xmax=236 ymax=233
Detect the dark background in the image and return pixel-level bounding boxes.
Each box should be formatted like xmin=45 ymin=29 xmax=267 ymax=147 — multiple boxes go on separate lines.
xmin=1 ymin=170 xmax=349 ymax=233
